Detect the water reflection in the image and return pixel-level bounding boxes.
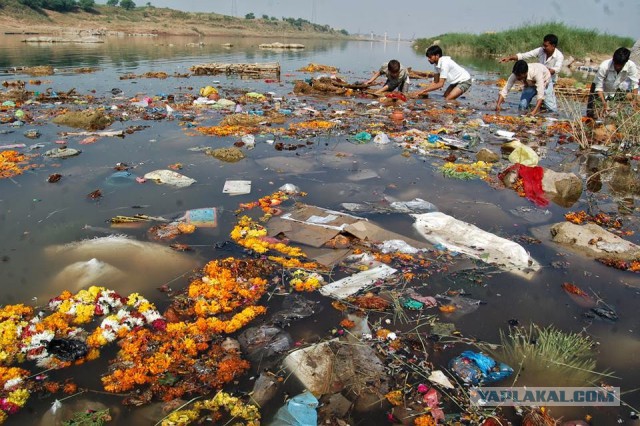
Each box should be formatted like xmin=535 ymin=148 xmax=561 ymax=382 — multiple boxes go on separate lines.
xmin=0 ymin=36 xmax=348 ymax=71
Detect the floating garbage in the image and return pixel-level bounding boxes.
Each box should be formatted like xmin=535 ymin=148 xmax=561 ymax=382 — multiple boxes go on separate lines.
xmin=412 ymin=212 xmax=540 ymax=278
xmin=238 ymin=325 xmax=293 ymax=363
xmin=319 ymin=264 xmax=397 ymax=299
xmin=47 ymin=338 xmax=88 ymax=362
xmin=373 ymin=132 xmax=390 ymax=144
xmin=272 ymin=392 xmax=319 ymax=426
xmin=222 ymin=179 xmax=251 ymax=195
xmin=23 ymin=129 xmax=40 ymax=139
xmin=353 ymin=131 xmax=372 ymax=142
xmin=180 ymin=207 xmax=218 ymax=228
xmin=143 ymin=169 xmax=196 ymax=187
xmin=241 ymin=134 xmax=256 ymax=148
xmin=504 ymin=140 xmax=539 ymax=166
xmin=279 ymin=183 xmax=301 ymax=194
xmin=449 ymin=350 xmax=513 ymax=385
xmin=44 ymin=147 xmax=81 ymax=158
xmin=105 ymin=171 xmax=137 ymax=187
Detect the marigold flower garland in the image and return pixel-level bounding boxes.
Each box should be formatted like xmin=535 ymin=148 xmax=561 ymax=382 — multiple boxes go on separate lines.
xmin=102 ymin=257 xmax=273 ymax=399
xmin=440 ymin=161 xmax=492 ymax=180
xmin=289 ymin=269 xmax=324 ymax=292
xmin=0 ymin=286 xmax=168 ymax=422
xmin=0 ymin=150 xmax=35 ymax=179
xmin=162 ymin=391 xmax=260 ymax=426
xmin=231 ymin=216 xmax=305 ymax=257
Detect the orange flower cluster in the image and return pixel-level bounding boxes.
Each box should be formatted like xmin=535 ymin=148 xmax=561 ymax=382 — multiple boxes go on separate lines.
xmin=231 ymin=215 xmax=306 ymax=257
xmin=339 ymin=319 xmax=355 ymax=329
xmin=385 ymin=389 xmax=403 ymax=406
xmin=196 ymin=125 xmax=253 ymax=137
xmin=102 ymin=257 xmax=272 ymax=397
xmin=187 ymin=258 xmax=269 ymax=316
xmin=414 ymin=414 xmax=437 ymax=426
xmin=289 ymin=270 xmax=324 ymax=292
xmin=298 ymin=63 xmax=338 ymax=73
xmin=267 ymin=256 xmax=320 ymax=270
xmin=422 ymin=108 xmax=458 ymax=118
xmin=561 ymin=282 xmax=589 ymax=297
xmin=352 ymin=294 xmax=390 ymax=310
xmin=0 ymin=367 xmax=29 ymax=390
xmin=0 ymin=151 xmax=34 ymax=179
xmin=0 ymin=305 xmax=33 ymax=365
xmin=597 ymin=257 xmax=640 ymax=272
xmin=482 ymin=114 xmax=528 ymax=126
xmin=546 ymin=121 xmax=572 ymax=134
xmin=102 ymin=332 xmax=250 ymax=396
xmin=237 ymin=190 xmax=290 ymax=214
xmin=565 ymin=211 xmax=622 ymax=229
xmin=289 ymin=120 xmax=336 ymax=131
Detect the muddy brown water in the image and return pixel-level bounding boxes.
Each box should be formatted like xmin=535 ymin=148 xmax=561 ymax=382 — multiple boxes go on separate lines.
xmin=0 ymin=35 xmax=639 ymax=425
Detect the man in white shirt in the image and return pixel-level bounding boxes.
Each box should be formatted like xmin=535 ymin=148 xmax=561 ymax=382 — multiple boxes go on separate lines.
xmin=409 ymin=45 xmax=472 ymax=100
xmin=496 ymin=61 xmax=552 ymax=116
xmin=500 ymin=34 xmax=564 ymax=83
xmin=587 ymin=47 xmax=639 ymax=117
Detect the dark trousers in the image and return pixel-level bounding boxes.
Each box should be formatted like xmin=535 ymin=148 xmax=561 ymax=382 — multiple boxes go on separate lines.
xmin=586 ymin=82 xmax=597 ymax=118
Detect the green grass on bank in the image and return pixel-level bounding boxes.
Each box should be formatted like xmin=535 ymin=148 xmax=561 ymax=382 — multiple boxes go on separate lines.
xmin=414 ymin=22 xmax=634 ymax=58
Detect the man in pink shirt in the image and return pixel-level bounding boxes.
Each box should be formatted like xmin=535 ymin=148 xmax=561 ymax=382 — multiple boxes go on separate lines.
xmin=496 ymin=60 xmax=554 ymax=116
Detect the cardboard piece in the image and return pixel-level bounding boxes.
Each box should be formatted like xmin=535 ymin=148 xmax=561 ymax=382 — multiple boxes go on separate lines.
xmin=267 ymin=204 xmax=432 ymax=267
xmin=268 ymin=205 xmax=362 ymax=248
xmin=344 ymin=221 xmax=430 ymax=249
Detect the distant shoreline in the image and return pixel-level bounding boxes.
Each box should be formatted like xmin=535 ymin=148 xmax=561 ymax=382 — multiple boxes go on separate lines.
xmin=0 ymin=4 xmax=352 ymax=40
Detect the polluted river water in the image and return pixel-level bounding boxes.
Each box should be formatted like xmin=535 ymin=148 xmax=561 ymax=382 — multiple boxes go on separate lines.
xmin=0 ymin=35 xmax=639 ymax=425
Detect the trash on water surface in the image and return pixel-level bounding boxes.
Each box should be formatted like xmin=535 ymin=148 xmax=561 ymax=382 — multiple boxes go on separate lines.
xmin=495 ymin=129 xmax=516 ymax=139
xmin=319 ymin=264 xmax=397 ymax=299
xmin=412 ymin=212 xmax=540 ymax=278
xmin=143 ymin=169 xmax=196 ymax=187
xmin=105 ymin=171 xmax=137 ymax=187
xmin=223 ymin=179 xmax=251 ymax=195
xmin=373 ymin=132 xmax=390 ymax=144
xmin=271 ymin=392 xmax=319 ymax=426
xmin=44 ymin=147 xmax=81 ymax=158
xmin=353 ymin=131 xmax=372 ymax=142
xmin=504 ymin=139 xmax=539 ymax=166
xmin=449 ymin=350 xmax=513 ymax=385
xmin=180 ymin=207 xmax=218 ymax=228
xmin=47 ymin=338 xmax=88 ymax=362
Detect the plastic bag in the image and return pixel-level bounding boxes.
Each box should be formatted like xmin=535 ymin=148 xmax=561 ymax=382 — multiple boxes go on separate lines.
xmin=271 ymin=392 xmax=318 ymax=426
xmin=449 ymin=350 xmax=513 ymax=385
xmin=373 ymin=132 xmax=390 ymax=144
xmin=505 ymin=140 xmax=539 ymax=166
xmin=241 ymin=134 xmax=256 ymax=148
xmin=279 ymin=183 xmax=300 ymax=194
xmin=47 ymin=338 xmax=88 ymax=361
xmin=199 ymin=86 xmax=218 ymax=97
xmin=353 ymin=131 xmax=372 ymax=142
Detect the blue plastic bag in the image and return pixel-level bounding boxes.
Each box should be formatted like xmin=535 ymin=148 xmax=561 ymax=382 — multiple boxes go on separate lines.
xmin=449 ymin=350 xmax=513 ymax=385
xmin=271 ymin=392 xmax=318 ymax=426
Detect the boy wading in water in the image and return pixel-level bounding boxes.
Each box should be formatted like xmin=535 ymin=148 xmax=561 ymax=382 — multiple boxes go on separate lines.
xmin=365 ymin=59 xmax=410 ymax=95
xmin=410 ymin=45 xmax=472 ymax=101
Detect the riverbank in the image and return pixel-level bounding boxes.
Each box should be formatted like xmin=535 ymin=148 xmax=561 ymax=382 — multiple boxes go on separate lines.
xmin=0 ymin=3 xmax=351 ymax=39
xmin=413 ymin=22 xmax=634 ymax=58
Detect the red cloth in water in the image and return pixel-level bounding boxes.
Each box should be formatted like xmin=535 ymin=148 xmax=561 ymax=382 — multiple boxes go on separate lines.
xmin=385 ymin=92 xmax=407 ymax=102
xmin=500 ymin=164 xmax=548 ymax=207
